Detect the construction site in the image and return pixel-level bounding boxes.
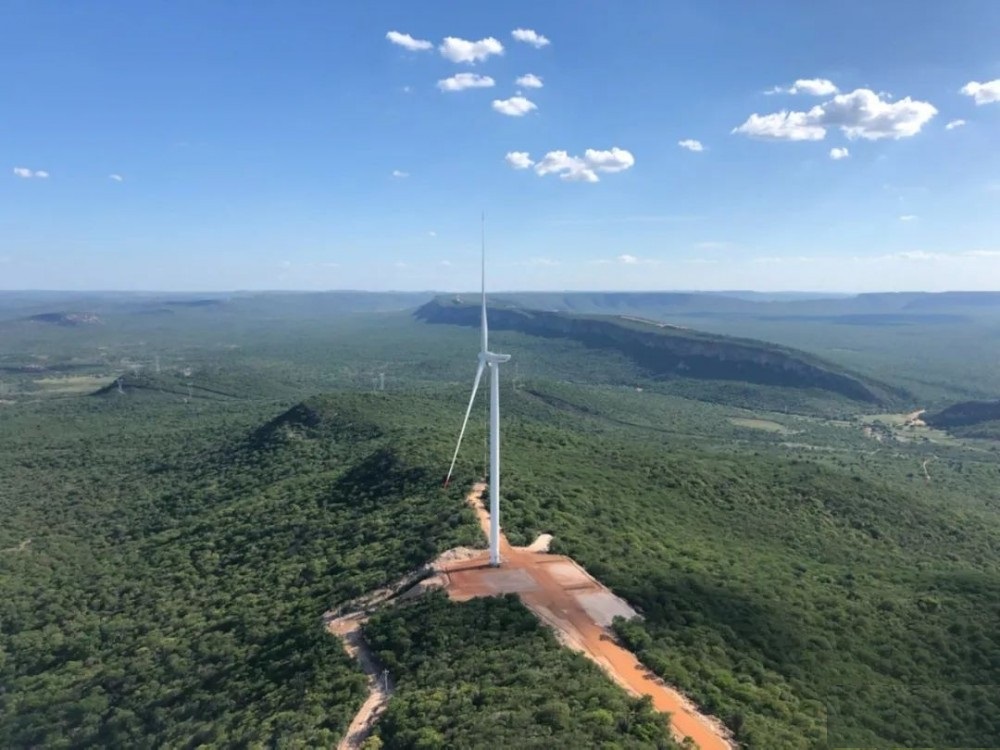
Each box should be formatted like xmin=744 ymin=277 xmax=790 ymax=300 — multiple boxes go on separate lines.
xmin=328 ymin=482 xmax=734 ymax=750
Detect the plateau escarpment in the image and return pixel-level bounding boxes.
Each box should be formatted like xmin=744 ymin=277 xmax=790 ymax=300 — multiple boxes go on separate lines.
xmin=415 ymin=298 xmax=899 ymax=404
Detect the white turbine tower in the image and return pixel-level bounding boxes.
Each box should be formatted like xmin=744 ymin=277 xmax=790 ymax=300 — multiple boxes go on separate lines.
xmin=445 ymin=216 xmax=510 ymax=567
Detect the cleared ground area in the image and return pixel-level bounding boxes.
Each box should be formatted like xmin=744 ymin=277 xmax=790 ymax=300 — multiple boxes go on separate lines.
xmin=437 ymin=483 xmax=734 ymax=750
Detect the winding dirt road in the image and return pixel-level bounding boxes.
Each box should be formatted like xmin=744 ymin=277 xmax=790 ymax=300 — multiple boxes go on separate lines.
xmin=326 ymin=612 xmax=394 ymax=750
xmin=438 ymin=483 xmax=735 ymax=750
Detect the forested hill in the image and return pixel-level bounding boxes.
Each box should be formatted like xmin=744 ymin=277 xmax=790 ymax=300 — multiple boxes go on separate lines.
xmin=924 ymin=399 xmax=1000 ymax=439
xmin=416 ymin=298 xmax=901 ymax=405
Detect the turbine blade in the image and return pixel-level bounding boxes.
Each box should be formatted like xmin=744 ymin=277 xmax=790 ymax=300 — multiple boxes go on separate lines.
xmin=445 ymin=360 xmax=486 ymax=487
xmin=481 ymin=211 xmax=488 ymax=353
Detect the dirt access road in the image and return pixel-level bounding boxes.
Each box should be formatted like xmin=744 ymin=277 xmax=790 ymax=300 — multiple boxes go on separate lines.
xmin=438 ymin=483 xmax=734 ymax=750
xmin=326 ymin=612 xmax=394 ymax=750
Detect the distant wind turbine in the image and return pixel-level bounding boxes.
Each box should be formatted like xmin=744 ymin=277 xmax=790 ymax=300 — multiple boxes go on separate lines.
xmin=445 ymin=215 xmax=511 ymax=567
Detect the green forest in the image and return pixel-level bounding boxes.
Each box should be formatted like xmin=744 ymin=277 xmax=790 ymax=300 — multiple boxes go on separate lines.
xmin=2 ymin=291 xmax=999 ymax=749
xmin=364 ymin=593 xmax=679 ymax=749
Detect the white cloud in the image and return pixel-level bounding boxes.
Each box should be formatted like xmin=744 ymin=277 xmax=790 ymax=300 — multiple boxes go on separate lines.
xmin=734 ymin=88 xmax=937 ymax=141
xmin=960 ymin=79 xmax=1000 ymax=105
xmin=829 ymin=147 xmax=849 ymax=160
xmin=492 ymin=95 xmax=537 ymax=116
xmin=505 ymin=151 xmax=534 ymax=169
xmin=12 ymin=167 xmax=48 ymax=178
xmin=752 ymin=255 xmax=817 ymax=264
xmin=510 ymin=147 xmax=635 ymax=183
xmin=534 ymin=151 xmax=597 ymax=182
xmin=822 ymin=89 xmax=937 ymax=140
xmin=386 ymin=31 xmax=433 ymax=52
xmin=582 ymin=148 xmax=635 ymax=173
xmin=391 ymin=169 xmax=409 ymax=179
xmin=439 ymin=36 xmax=503 ymax=64
xmin=733 ymin=110 xmax=826 ymax=140
xmin=437 ymin=73 xmax=495 ymax=92
xmin=887 ymin=250 xmax=942 ymax=260
xmin=678 ymin=139 xmax=704 ymax=152
xmin=899 ymin=214 xmax=917 ymax=221
xmin=767 ymin=78 xmax=839 ymax=96
xmin=428 ymin=230 xmax=437 ymax=237
xmin=516 ymin=73 xmax=543 ymax=88
xmin=511 ymin=28 xmax=550 ymax=48
xmin=964 ymin=250 xmax=1000 ymax=258
xmin=109 ymin=173 xmax=124 ymax=182
xmin=618 ymin=254 xmax=639 ymax=264
xmin=945 ymin=119 xmax=966 ymax=130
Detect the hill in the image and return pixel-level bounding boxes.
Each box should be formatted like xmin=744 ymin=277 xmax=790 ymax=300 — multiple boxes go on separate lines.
xmin=416 ymin=298 xmax=901 ymax=405
xmin=924 ymin=400 xmax=1000 ymax=439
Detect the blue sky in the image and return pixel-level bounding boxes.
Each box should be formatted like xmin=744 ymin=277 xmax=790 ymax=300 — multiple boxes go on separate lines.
xmin=2 ymin=0 xmax=998 ymax=292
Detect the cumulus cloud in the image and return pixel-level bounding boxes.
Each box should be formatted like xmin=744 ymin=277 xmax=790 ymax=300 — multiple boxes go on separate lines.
xmin=767 ymin=78 xmax=839 ymax=96
xmin=618 ymin=254 xmax=639 ymax=264
xmin=583 ymin=148 xmax=635 ymax=173
xmin=829 ymin=147 xmax=849 ymax=160
xmin=507 ymin=147 xmax=635 ymax=183
xmin=505 ymin=151 xmax=534 ymax=169
xmin=386 ymin=31 xmax=433 ymax=51
xmin=960 ymin=80 xmax=1000 ymax=105
xmin=437 ymin=73 xmax=495 ymax=92
xmin=733 ymin=111 xmax=826 ymax=141
xmin=391 ymin=169 xmax=409 ymax=179
xmin=516 ymin=73 xmax=543 ymax=88
xmin=734 ymin=88 xmax=937 ymax=141
xmin=945 ymin=119 xmax=966 ymax=130
xmin=492 ymin=95 xmax=537 ymax=116
xmin=109 ymin=173 xmax=124 ymax=182
xmin=13 ymin=167 xmax=48 ymax=178
xmin=439 ymin=36 xmax=503 ymax=64
xmin=534 ymin=151 xmax=597 ymax=182
xmin=899 ymin=214 xmax=917 ymax=221
xmin=822 ymin=89 xmax=937 ymax=139
xmin=678 ymin=139 xmax=704 ymax=152
xmin=511 ymin=28 xmax=550 ymax=48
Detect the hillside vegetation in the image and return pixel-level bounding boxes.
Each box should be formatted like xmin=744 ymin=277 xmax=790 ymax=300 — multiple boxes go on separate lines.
xmin=2 ymin=293 xmax=999 ymax=749
xmin=364 ymin=593 xmax=679 ymax=749
xmin=925 ymin=400 xmax=1000 ymax=439
xmin=416 ymin=298 xmax=901 ymax=405
xmin=0 ymin=394 xmax=479 ymax=747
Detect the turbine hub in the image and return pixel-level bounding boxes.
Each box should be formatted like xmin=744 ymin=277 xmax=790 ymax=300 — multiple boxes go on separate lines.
xmin=482 ymin=351 xmax=511 ymax=364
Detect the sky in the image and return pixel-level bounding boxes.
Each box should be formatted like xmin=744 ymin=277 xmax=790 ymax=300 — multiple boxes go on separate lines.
xmin=1 ymin=0 xmax=999 ymax=293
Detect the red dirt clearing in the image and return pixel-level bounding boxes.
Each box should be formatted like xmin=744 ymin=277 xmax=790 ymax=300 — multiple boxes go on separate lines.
xmin=439 ymin=483 xmax=734 ymax=750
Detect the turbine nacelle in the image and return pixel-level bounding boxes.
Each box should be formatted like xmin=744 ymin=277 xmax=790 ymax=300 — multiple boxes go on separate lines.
xmin=480 ymin=351 xmax=511 ymax=365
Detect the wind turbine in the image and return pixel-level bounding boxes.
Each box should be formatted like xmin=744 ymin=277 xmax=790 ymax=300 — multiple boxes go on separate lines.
xmin=445 ymin=215 xmax=510 ymax=567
